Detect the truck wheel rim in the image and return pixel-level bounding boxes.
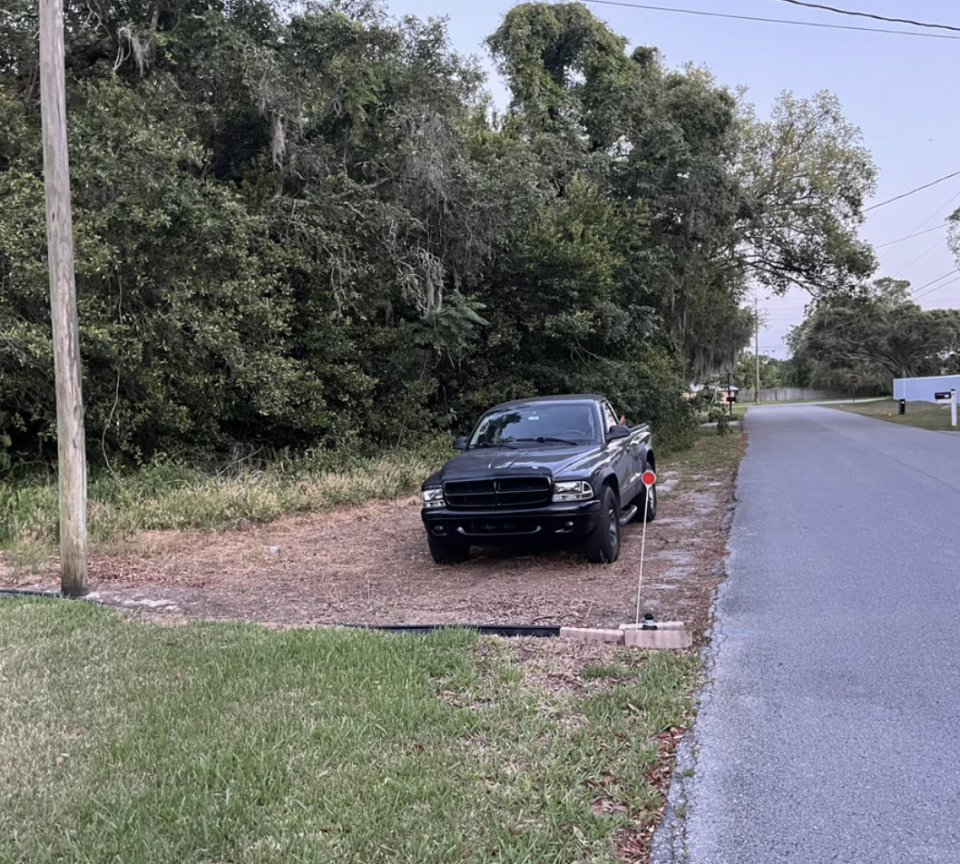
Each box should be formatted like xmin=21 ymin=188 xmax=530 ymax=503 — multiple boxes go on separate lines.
xmin=608 ymin=505 xmax=618 ymax=551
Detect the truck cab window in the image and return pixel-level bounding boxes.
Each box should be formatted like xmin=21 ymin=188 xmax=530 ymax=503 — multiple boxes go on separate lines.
xmin=603 ymin=403 xmax=619 ymax=432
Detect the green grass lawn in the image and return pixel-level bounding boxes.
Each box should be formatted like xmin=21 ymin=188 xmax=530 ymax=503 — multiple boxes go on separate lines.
xmin=672 ymin=426 xmax=745 ymax=475
xmin=724 ymin=397 xmax=883 ymax=418
xmin=0 ymin=600 xmax=698 ymax=864
xmin=830 ymin=399 xmax=960 ymax=431
xmin=701 ymin=400 xmax=816 ymax=421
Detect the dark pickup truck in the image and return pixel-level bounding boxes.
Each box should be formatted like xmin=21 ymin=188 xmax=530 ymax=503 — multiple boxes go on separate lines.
xmin=420 ymin=394 xmax=656 ymax=565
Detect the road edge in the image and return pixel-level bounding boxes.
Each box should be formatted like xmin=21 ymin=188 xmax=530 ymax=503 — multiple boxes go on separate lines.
xmin=651 ymin=422 xmax=749 ymax=864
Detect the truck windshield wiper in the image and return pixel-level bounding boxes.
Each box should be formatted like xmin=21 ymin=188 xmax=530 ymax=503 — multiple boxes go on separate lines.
xmin=515 ymin=437 xmax=580 ymax=446
xmin=470 ymin=441 xmax=518 ymax=449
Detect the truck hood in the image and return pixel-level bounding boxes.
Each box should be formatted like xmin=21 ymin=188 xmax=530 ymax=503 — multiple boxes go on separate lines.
xmin=439 ymin=445 xmax=602 ymax=480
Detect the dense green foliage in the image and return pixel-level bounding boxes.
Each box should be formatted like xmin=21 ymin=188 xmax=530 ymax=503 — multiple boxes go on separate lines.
xmin=734 ymin=352 xmax=786 ymax=391
xmin=0 ymin=1 xmax=877 ymax=471
xmin=787 ymin=278 xmax=960 ymax=390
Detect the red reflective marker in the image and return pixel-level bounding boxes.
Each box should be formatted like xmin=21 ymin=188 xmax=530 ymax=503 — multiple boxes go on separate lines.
xmin=641 ymin=470 xmax=657 ymax=487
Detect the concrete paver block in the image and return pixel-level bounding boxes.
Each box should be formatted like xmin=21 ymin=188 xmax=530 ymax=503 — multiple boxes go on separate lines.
xmin=559 ymin=627 xmax=625 ymax=644
xmin=624 ymin=627 xmax=692 ymax=650
xmin=620 ymin=621 xmax=685 ymax=631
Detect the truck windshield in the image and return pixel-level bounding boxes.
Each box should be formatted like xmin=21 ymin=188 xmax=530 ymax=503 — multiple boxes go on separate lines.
xmin=469 ymin=404 xmax=598 ymax=448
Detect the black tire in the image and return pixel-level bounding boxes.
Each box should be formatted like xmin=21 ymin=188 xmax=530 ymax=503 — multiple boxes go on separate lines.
xmin=583 ymin=484 xmax=621 ymax=564
xmin=427 ymin=533 xmax=470 ymax=565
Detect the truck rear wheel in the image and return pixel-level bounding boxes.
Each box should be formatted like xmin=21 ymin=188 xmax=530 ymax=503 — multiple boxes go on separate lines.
xmin=427 ymin=533 xmax=471 ymax=565
xmin=632 ymin=478 xmax=657 ymax=522
xmin=583 ymin=484 xmax=621 ymax=564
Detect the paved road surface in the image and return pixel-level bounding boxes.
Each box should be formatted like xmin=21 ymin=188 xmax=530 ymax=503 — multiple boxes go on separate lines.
xmin=655 ymin=406 xmax=960 ymax=864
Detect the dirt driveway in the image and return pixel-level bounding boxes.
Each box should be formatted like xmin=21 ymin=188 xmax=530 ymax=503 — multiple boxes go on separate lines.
xmin=2 ymin=434 xmax=743 ymax=640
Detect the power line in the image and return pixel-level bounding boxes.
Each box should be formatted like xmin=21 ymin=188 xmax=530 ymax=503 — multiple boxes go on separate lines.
xmin=864 ymin=169 xmax=960 ymax=213
xmin=914 ymin=276 xmax=960 ymax=303
xmin=766 ymin=1 xmax=960 ymax=36
xmin=785 ymin=271 xmax=957 ymax=348
xmin=768 ymin=228 xmax=959 ymax=346
xmin=879 ymin=188 xmax=960 ymax=260
xmin=581 ymin=0 xmax=960 ymax=40
xmin=875 ymin=223 xmax=946 ymax=250
xmin=891 ymin=236 xmax=948 ymax=279
xmin=779 ymin=269 xmax=960 ymax=355
xmin=911 ymin=268 xmax=959 ymax=297
xmin=582 ymin=2 xmax=960 ymax=334
xmin=912 ymin=269 xmax=960 ymax=301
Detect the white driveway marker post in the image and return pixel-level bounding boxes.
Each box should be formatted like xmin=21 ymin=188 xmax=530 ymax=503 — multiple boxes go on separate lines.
xmin=635 ymin=470 xmax=657 ymax=627
xmin=953 ymin=390 xmax=957 ymax=428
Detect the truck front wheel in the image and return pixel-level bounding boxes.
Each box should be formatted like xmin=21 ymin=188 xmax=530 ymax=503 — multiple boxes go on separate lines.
xmin=427 ymin=533 xmax=471 ymax=565
xmin=583 ymin=485 xmax=621 ymax=564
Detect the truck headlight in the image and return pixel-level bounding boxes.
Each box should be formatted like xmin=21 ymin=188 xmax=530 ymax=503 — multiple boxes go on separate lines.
xmin=553 ymin=480 xmax=594 ymax=502
xmin=421 ymin=488 xmax=446 ymax=509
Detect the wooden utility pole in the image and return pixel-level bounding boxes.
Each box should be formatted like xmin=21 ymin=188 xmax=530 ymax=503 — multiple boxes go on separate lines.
xmin=754 ymin=295 xmax=761 ymax=405
xmin=39 ymin=0 xmax=88 ymax=596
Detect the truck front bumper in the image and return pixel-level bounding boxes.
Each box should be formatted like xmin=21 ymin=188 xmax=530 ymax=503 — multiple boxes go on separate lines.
xmin=421 ymin=500 xmax=601 ymax=545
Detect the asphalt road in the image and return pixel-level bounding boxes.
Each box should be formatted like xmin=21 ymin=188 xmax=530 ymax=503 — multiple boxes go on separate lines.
xmin=655 ymin=406 xmax=960 ymax=864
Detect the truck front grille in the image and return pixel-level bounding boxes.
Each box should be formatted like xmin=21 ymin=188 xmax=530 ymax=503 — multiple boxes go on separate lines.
xmin=443 ymin=476 xmax=552 ymax=510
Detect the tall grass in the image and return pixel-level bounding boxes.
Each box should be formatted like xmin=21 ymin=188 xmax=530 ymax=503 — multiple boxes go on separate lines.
xmin=0 ymin=438 xmax=453 ymax=558
xmin=0 ymin=422 xmax=706 ymax=563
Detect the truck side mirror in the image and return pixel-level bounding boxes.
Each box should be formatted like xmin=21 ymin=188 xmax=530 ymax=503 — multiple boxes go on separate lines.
xmin=453 ymin=436 xmax=469 ymax=451
xmin=607 ymin=425 xmax=631 ymax=441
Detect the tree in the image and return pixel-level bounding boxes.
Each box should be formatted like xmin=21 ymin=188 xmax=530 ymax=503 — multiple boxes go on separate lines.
xmin=620 ymin=56 xmax=750 ymax=380
xmin=735 ymin=353 xmax=784 ymax=390
xmin=789 ymin=279 xmax=960 ymax=386
xmin=736 ymin=90 xmax=878 ymax=298
xmin=487 ymin=2 xmax=640 ymax=151
xmin=948 ymin=207 xmax=960 ymax=265
xmin=870 ymin=277 xmax=911 ymax=308
xmin=0 ymin=0 xmax=888 ymax=470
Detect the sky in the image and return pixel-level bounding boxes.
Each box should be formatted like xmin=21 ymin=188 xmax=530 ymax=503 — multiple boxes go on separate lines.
xmin=386 ymin=0 xmax=960 ymax=359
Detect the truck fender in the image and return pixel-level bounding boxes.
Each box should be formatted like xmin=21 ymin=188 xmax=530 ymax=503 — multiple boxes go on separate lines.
xmin=595 ymin=465 xmax=622 ymax=504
